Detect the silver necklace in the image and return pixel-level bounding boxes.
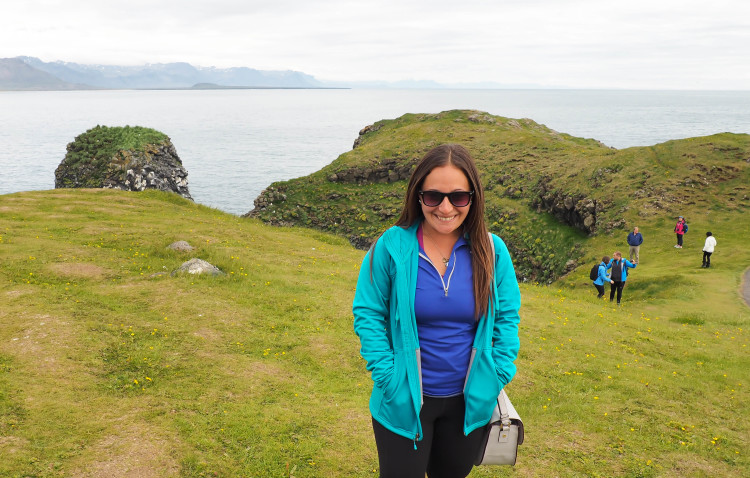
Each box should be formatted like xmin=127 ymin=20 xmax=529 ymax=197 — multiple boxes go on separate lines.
xmin=424 ymin=229 xmax=451 ymax=266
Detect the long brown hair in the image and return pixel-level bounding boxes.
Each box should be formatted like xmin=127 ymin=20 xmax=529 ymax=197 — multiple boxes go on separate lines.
xmin=395 ymin=144 xmax=494 ymax=319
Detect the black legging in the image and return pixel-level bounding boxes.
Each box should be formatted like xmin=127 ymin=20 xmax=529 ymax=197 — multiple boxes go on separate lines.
xmin=371 ymin=395 xmax=485 ymax=478
xmin=610 ymin=281 xmax=624 ymax=303
xmin=594 ymin=283 xmax=605 ymax=298
xmin=703 ymin=251 xmax=712 ymax=266
xmin=677 ymin=234 xmax=684 ymax=246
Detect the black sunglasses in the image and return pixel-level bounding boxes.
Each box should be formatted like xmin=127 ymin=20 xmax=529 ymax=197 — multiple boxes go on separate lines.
xmin=419 ymin=190 xmax=474 ymax=207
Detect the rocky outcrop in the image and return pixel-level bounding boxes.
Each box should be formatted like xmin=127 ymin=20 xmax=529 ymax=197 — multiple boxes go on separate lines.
xmin=55 ymin=127 xmax=192 ymax=200
xmin=327 ymin=157 xmax=415 ymax=184
xmin=247 ymin=156 xmax=413 ymax=218
xmin=533 ymin=179 xmax=599 ymax=234
xmin=247 ymin=186 xmax=288 ymax=214
xmin=352 ymin=124 xmax=383 ymax=149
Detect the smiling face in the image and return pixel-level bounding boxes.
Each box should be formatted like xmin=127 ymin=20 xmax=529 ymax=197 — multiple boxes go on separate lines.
xmin=419 ymin=164 xmax=472 ymax=239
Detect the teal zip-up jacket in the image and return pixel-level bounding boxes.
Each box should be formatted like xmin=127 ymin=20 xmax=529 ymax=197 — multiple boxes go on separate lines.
xmin=352 ymin=222 xmax=521 ymax=442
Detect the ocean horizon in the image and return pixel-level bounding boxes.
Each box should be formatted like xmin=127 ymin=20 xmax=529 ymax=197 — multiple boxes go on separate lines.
xmin=2 ymin=88 xmax=749 ymax=215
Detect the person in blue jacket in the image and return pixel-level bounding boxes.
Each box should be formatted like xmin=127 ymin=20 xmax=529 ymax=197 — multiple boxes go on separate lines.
xmin=592 ymin=255 xmax=611 ymax=299
xmin=352 ymin=144 xmax=521 ymax=478
xmin=607 ymin=251 xmax=637 ymax=305
xmin=626 ymin=226 xmax=643 ymax=263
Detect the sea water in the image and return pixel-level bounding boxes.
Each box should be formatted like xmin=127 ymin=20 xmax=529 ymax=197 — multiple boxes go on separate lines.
xmin=1 ymin=88 xmax=749 ymax=215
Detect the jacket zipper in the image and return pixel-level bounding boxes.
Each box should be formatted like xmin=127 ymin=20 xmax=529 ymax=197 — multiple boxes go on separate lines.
xmin=418 ymin=251 xmax=456 ymax=297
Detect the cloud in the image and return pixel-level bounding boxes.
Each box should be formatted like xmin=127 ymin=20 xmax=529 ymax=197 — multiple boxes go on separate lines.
xmin=2 ymin=0 xmax=749 ymax=88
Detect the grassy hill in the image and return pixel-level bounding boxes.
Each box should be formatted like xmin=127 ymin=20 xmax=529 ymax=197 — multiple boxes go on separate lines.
xmin=247 ymin=109 xmax=750 ymax=283
xmin=1 ymin=187 xmax=748 ymax=477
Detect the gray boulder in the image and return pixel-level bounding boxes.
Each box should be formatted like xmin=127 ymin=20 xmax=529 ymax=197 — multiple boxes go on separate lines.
xmin=172 ymin=258 xmax=224 ymax=276
xmin=167 ymin=241 xmax=195 ymax=252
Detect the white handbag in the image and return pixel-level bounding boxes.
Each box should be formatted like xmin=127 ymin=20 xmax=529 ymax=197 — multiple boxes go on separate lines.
xmin=475 ymin=389 xmax=524 ymax=465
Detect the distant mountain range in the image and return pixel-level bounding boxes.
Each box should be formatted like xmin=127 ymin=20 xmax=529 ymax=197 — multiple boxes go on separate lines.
xmin=0 ymin=56 xmax=325 ymax=90
xmin=0 ymin=56 xmax=549 ymax=91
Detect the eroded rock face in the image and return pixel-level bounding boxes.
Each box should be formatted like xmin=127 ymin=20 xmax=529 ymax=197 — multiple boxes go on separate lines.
xmin=327 ymin=157 xmax=415 ymax=185
xmin=533 ymin=179 xmax=600 ymax=234
xmin=55 ymin=138 xmax=192 ymax=200
xmin=352 ymin=124 xmax=383 ymax=149
xmin=248 ymin=186 xmax=287 ymax=213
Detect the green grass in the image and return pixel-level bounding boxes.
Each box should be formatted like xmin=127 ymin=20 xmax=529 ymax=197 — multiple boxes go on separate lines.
xmin=1 ymin=188 xmax=749 ymax=477
xmin=63 ymin=125 xmax=168 ymax=168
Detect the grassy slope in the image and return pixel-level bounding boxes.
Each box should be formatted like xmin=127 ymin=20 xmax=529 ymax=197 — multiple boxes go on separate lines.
xmin=249 ymin=110 xmax=750 ymax=284
xmin=1 ymin=188 xmax=748 ymax=477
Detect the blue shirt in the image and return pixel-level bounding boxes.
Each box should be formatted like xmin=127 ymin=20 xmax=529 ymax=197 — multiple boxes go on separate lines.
xmin=627 ymin=232 xmax=643 ymax=246
xmin=415 ymin=229 xmax=476 ymax=397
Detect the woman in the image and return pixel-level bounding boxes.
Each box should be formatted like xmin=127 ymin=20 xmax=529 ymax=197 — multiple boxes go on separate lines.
xmin=592 ymin=255 xmax=611 ymax=299
xmin=352 ymin=144 xmax=521 ymax=478
xmin=607 ymin=251 xmax=636 ymax=305
xmin=674 ymin=216 xmax=687 ymax=248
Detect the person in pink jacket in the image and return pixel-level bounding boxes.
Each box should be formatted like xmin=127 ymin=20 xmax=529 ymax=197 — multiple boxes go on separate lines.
xmin=674 ymin=216 xmax=687 ymax=248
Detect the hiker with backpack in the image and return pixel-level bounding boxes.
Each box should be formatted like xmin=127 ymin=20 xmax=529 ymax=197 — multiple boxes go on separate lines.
xmin=591 ymin=255 xmax=611 ymax=299
xmin=607 ymin=251 xmax=637 ymax=305
xmin=674 ymin=216 xmax=688 ymax=248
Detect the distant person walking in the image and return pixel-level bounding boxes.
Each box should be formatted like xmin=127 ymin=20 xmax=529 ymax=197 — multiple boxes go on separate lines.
xmin=626 ymin=227 xmax=643 ymax=263
xmin=592 ymin=255 xmax=611 ymax=299
xmin=607 ymin=251 xmax=637 ymax=305
xmin=702 ymin=232 xmax=717 ymax=268
xmin=674 ymin=216 xmax=687 ymax=248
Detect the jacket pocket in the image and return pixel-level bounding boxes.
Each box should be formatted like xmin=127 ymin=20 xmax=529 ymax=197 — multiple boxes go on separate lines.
xmin=463 ymin=347 xmax=502 ymax=431
xmin=376 ymin=349 xmax=416 ymax=434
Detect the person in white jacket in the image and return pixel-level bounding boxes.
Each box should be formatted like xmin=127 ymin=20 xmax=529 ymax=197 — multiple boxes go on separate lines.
xmin=702 ymin=232 xmax=717 ymax=268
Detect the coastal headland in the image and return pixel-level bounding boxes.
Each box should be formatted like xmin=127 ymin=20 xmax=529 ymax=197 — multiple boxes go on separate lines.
xmin=247 ymin=109 xmax=750 ymax=283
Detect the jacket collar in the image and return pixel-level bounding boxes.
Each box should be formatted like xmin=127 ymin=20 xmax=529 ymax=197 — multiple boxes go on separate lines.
xmin=383 ymin=220 xmax=471 ymax=262
xmin=382 ymin=222 xmax=420 ymax=264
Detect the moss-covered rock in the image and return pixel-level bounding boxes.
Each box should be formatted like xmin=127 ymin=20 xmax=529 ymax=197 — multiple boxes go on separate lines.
xmin=55 ymin=125 xmax=192 ymax=200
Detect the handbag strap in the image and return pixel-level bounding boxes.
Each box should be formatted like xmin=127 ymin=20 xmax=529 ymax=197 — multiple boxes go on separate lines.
xmin=489 ymin=232 xmax=497 ymax=311
xmin=489 ymin=234 xmax=520 ymax=432
xmin=497 ymin=390 xmax=512 ymax=429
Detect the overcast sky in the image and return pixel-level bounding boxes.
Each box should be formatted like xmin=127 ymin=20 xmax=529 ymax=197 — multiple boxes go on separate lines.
xmin=2 ymin=0 xmax=749 ymax=89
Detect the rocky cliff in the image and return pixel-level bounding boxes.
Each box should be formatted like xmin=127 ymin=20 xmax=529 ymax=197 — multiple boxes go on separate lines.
xmin=54 ymin=125 xmax=192 ymax=200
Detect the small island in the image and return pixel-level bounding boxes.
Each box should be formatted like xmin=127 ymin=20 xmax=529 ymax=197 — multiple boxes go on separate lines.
xmin=54 ymin=125 xmax=192 ymax=200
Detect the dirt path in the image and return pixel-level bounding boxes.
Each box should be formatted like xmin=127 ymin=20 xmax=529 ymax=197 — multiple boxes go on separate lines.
xmin=743 ymin=267 xmax=750 ymax=308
